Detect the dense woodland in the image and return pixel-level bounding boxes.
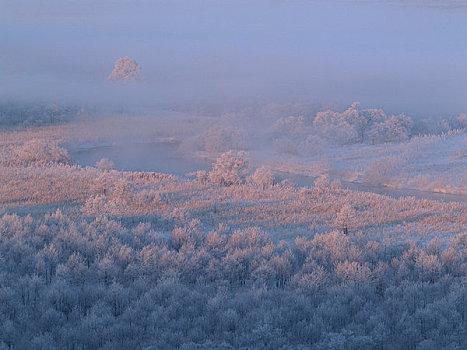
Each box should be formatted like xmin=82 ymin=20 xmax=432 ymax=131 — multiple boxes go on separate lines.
xmin=0 ymin=105 xmax=466 ymax=349
xmin=0 ymin=209 xmax=465 ymax=350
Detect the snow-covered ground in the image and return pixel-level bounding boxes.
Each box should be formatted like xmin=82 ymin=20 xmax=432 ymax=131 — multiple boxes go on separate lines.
xmin=261 ymin=132 xmax=466 ymax=197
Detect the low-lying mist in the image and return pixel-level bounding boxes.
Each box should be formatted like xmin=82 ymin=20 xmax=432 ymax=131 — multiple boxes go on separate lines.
xmin=2 ymin=0 xmax=467 ymax=117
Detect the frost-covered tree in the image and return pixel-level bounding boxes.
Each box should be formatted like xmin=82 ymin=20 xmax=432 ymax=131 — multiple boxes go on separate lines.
xmin=334 ymin=204 xmax=357 ymax=234
xmin=313 ymin=102 xmax=388 ymax=145
xmin=313 ymin=103 xmax=361 ymax=144
xmin=15 ymin=139 xmax=71 ymax=165
xmin=269 ymin=115 xmax=315 ymax=155
xmin=369 ymin=114 xmax=413 ymax=144
xmin=96 ymin=158 xmax=115 ymax=171
xmin=107 ymin=57 xmax=142 ymax=81
xmin=196 ymin=170 xmax=209 ymax=184
xmin=250 ymin=166 xmax=274 ymax=190
xmin=313 ymin=174 xmax=331 ymax=195
xmin=209 ymin=151 xmax=249 ymax=186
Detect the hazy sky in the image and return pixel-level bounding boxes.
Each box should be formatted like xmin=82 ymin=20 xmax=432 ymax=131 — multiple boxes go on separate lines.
xmin=1 ymin=0 xmax=466 ymax=116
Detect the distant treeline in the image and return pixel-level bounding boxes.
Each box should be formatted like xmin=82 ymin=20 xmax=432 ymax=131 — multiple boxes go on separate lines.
xmin=0 ymin=103 xmax=80 ymax=128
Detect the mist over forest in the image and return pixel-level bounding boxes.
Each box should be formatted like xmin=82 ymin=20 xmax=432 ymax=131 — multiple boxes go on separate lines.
xmin=0 ymin=1 xmax=466 ymax=349
xmin=2 ymin=0 xmax=467 ymax=115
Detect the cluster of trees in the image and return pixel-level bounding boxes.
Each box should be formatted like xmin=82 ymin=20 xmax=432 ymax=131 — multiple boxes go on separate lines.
xmin=267 ymin=102 xmax=410 ymax=151
xmin=265 ymin=103 xmax=466 ymax=156
xmin=412 ymin=114 xmax=467 ymax=137
xmin=172 ymin=102 xmax=464 ymax=160
xmin=313 ymin=102 xmax=388 ymax=145
xmin=0 ymin=103 xmax=79 ymax=128
xmin=366 ymin=114 xmax=413 ymax=144
xmin=0 ymin=208 xmax=465 ymax=349
xmin=14 ymin=139 xmax=71 ymax=166
xmin=269 ymin=115 xmax=323 ymax=155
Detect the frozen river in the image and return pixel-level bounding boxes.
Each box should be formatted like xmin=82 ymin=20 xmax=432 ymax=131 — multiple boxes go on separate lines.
xmin=287 ymin=173 xmax=467 ymax=203
xmin=71 ymin=141 xmax=466 ymax=203
xmin=70 ymin=141 xmax=209 ymax=175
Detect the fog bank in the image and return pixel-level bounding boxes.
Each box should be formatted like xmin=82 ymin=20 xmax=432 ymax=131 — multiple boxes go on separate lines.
xmin=1 ymin=0 xmax=466 ymax=117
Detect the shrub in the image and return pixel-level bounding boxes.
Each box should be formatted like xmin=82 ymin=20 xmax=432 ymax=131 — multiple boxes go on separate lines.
xmin=209 ymin=151 xmax=249 ymax=186
xmin=15 ymin=139 xmax=71 ymax=165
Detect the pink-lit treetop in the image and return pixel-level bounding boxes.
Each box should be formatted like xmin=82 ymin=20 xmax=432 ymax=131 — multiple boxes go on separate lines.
xmin=107 ymin=56 xmax=142 ymax=82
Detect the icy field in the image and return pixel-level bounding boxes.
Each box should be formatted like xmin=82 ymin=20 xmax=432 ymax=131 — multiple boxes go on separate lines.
xmin=269 ymin=132 xmax=466 ymax=197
